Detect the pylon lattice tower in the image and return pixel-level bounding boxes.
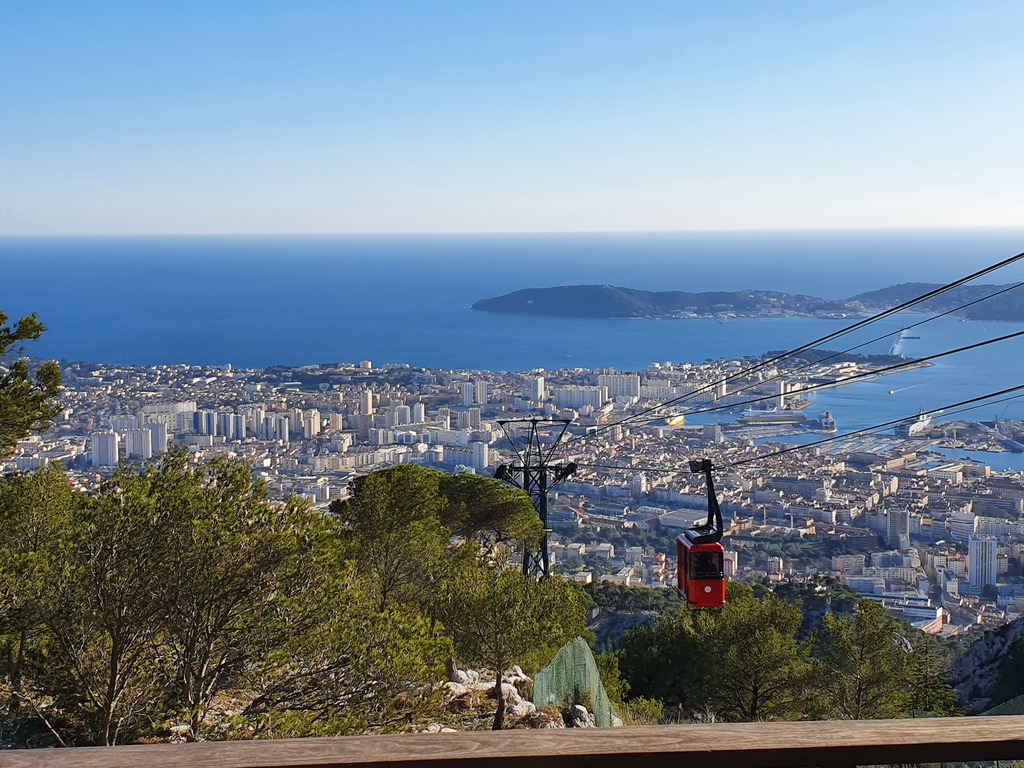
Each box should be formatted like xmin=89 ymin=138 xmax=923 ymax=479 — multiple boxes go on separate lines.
xmin=495 ymin=418 xmax=576 ymax=578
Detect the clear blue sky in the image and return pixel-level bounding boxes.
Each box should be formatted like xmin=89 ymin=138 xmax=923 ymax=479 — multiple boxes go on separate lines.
xmin=3 ymin=1 xmax=1022 ymax=235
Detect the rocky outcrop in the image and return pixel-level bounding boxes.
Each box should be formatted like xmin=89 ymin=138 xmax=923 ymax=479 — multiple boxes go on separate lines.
xmin=436 ymin=660 xmax=611 ymax=730
xmin=563 ymin=704 xmax=597 ymax=728
xmin=440 ymin=662 xmax=540 ymax=728
xmin=949 ymin=616 xmax=1024 ymax=713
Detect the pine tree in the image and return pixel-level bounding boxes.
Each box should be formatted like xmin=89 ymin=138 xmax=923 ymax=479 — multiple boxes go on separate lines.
xmin=811 ymin=599 xmax=914 ymax=720
xmin=436 ymin=564 xmax=588 ymax=729
xmin=0 ymin=312 xmax=61 ymax=458
xmin=697 ymin=586 xmax=810 ymax=722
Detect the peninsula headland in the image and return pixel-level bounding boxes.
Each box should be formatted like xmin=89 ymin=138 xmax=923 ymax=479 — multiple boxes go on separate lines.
xmin=471 ymin=283 xmax=1024 ymax=320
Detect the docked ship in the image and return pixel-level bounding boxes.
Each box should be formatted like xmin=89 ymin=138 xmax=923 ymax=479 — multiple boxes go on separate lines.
xmin=817 ymin=411 xmax=837 ymax=432
xmin=736 ymin=407 xmax=809 ymax=426
xmin=895 ymin=411 xmax=933 ymax=438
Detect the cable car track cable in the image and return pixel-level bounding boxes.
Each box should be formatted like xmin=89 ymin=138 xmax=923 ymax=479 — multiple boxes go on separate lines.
xmin=608 ymin=328 xmax=1024 ymax=424
xmin=556 ymin=250 xmax=1024 ymax=449
xmin=683 ymin=281 xmax=1024 ymax=412
xmin=721 ymin=386 xmax=1024 ymax=470
xmin=566 ymin=383 xmax=1024 ymax=476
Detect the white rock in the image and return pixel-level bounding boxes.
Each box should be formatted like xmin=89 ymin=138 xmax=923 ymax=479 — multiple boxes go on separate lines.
xmin=567 ymin=704 xmax=596 ymax=728
xmin=509 ymin=700 xmax=537 ymax=717
xmin=501 ymin=682 xmax=523 ymax=705
xmin=503 ymin=664 xmax=532 ymax=685
xmin=445 ymin=681 xmax=470 ymax=697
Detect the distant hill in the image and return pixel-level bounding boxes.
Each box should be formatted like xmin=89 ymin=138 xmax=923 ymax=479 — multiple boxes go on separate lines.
xmin=472 ymin=282 xmax=1024 ymax=321
xmin=848 ymin=282 xmax=1024 ymax=321
xmin=471 ymin=285 xmax=854 ymax=319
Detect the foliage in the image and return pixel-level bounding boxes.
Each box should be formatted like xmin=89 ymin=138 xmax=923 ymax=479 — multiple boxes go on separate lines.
xmin=436 ymin=563 xmax=589 ymax=729
xmin=772 ymin=576 xmax=861 ymax=638
xmin=586 ymin=582 xmax=682 ymax=613
xmin=0 ymin=311 xmax=61 ymax=458
xmin=439 ymin=472 xmax=541 ymax=556
xmin=595 ymin=650 xmax=665 ymax=724
xmin=39 ymin=468 xmax=174 ymax=745
xmin=594 ymin=651 xmax=628 ymax=708
xmin=0 ymin=462 xmax=75 ymax=744
xmin=809 ymin=600 xmax=905 ymax=719
xmin=154 ymin=453 xmax=328 ymax=738
xmin=905 ymin=634 xmax=959 ymax=717
xmin=617 ymin=606 xmax=706 ymax=709
xmin=695 ymin=584 xmax=811 ymax=721
xmin=808 ymin=599 xmax=958 ymax=720
xmin=615 ymin=583 xmax=957 ymax=724
xmin=0 ymin=459 xmax=590 ymax=745
xmin=242 ymin=576 xmax=451 ymax=736
xmin=330 ymin=465 xmax=451 ymax=612
xmin=329 ymin=465 xmax=539 ymax=610
xmin=0 ymin=455 xmax=965 ymax=744
xmin=621 ymin=696 xmax=664 ymax=725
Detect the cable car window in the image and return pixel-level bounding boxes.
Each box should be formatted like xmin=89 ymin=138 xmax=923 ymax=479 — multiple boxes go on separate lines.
xmin=690 ymin=551 xmax=723 ymax=579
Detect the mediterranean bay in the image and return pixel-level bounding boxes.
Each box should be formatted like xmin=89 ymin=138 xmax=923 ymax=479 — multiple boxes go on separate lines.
xmin=6 ymin=229 xmax=1024 ymax=465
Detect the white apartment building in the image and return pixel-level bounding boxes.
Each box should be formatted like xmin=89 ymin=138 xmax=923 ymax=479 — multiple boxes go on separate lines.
xmin=471 ymin=441 xmax=489 ymax=471
xmin=948 ymin=511 xmax=978 ymax=543
xmin=969 ymin=534 xmax=998 ymax=591
xmin=531 ymin=376 xmax=545 ymax=401
xmin=90 ymin=431 xmax=119 ymax=467
xmin=139 ymin=401 xmax=197 ymax=432
xmin=124 ymin=428 xmax=153 ymax=460
xmin=887 ymin=507 xmax=911 ymax=549
xmin=144 ymin=421 xmax=168 ymax=453
xmin=551 ymin=385 xmax=607 ymax=410
xmin=110 ymin=414 xmax=139 ymax=431
xmin=597 ymin=373 xmax=640 ymax=399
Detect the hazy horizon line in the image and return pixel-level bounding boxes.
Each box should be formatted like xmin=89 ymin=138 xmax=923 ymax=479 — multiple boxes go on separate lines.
xmin=5 ymin=224 xmax=1024 ymax=240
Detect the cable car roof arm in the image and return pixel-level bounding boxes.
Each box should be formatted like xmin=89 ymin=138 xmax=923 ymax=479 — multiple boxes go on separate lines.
xmin=685 ymin=458 xmax=724 ymax=545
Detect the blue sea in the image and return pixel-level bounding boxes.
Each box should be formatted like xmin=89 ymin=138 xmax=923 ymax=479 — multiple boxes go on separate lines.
xmin=4 ymin=229 xmax=1024 ymax=467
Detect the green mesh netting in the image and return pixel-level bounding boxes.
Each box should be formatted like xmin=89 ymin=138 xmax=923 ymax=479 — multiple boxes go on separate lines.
xmin=532 ymin=637 xmax=617 ymax=727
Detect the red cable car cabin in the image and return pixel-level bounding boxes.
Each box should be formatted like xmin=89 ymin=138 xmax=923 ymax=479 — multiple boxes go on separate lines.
xmin=677 ymin=535 xmax=726 ymax=609
xmin=676 ymin=458 xmax=727 ymax=609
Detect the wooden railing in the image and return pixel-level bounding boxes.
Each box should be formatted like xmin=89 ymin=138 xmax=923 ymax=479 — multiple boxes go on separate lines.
xmin=4 ymin=716 xmax=1024 ymax=768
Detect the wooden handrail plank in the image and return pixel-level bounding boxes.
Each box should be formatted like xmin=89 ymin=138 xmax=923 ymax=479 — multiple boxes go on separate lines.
xmin=3 ymin=716 xmax=1024 ymax=768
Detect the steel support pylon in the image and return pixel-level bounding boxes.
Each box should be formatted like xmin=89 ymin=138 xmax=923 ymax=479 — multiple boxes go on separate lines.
xmin=495 ymin=418 xmax=576 ymax=578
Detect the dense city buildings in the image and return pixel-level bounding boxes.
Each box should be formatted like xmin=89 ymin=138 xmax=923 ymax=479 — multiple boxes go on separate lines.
xmin=9 ymin=353 xmax=1024 ymax=637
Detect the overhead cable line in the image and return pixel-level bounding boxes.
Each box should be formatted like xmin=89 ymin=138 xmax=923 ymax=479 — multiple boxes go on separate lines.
xmin=558 ymin=250 xmax=1024 ymax=448
xmin=568 ymin=383 xmax=1024 ymax=476
xmin=699 ymin=281 xmax=1024 ymax=409
xmin=570 ymin=328 xmax=1024 ymax=427
xmin=721 ymin=384 xmax=1024 ymax=470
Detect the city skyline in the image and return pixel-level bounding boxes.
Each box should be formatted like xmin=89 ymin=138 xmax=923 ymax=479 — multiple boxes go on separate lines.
xmin=4 ymin=2 xmax=1024 ymax=236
